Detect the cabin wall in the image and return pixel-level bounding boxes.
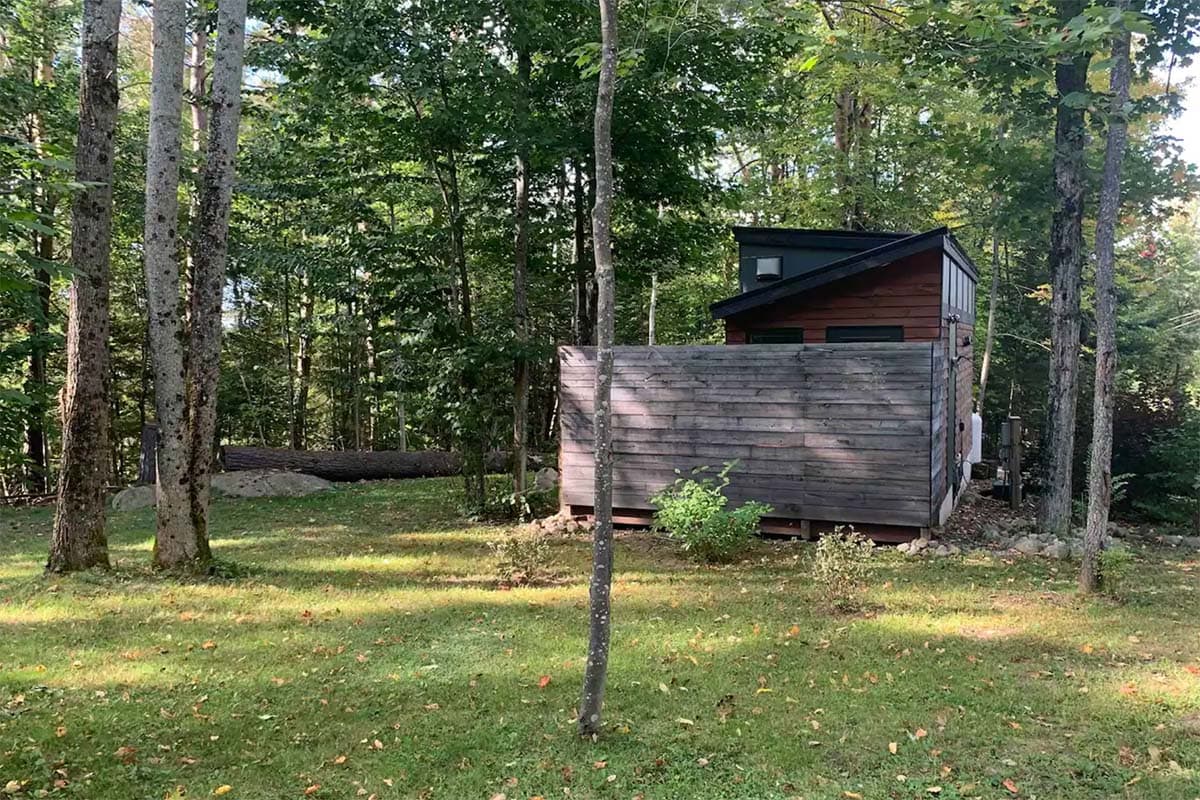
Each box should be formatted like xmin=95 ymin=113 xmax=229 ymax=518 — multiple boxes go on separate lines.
xmin=558 ymin=344 xmax=937 ymax=531
xmin=724 ymin=249 xmax=942 ymax=344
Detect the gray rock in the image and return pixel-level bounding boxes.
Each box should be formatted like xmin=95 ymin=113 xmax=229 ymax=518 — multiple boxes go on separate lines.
xmin=211 ymin=470 xmax=333 ymax=499
xmin=1042 ymin=541 xmax=1071 ymax=560
xmin=1163 ymin=535 xmax=1184 ymax=547
xmin=111 ymin=484 xmax=155 ymax=511
xmin=1184 ymin=537 xmax=1200 ymax=550
xmin=1013 ymin=535 xmax=1042 ymax=555
xmin=934 ymin=544 xmax=951 ymax=557
xmin=909 ymin=538 xmax=930 ymax=553
xmin=1070 ymin=542 xmax=1085 ymax=560
xmin=896 ymin=541 xmax=912 ymax=554
xmin=534 ymin=467 xmax=559 ymax=492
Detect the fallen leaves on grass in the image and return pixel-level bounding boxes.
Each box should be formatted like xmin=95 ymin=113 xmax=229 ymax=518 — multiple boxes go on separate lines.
xmin=1003 ymin=778 xmax=1019 ymax=794
xmin=213 ymin=786 xmax=232 ymax=796
xmin=538 ymin=675 xmax=552 ymax=689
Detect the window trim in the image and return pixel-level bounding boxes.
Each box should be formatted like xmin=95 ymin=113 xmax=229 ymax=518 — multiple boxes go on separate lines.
xmin=747 ymin=327 xmax=805 ymax=344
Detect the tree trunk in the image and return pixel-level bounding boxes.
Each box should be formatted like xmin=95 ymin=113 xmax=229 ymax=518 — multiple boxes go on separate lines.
xmin=293 ymin=267 xmax=313 ymax=449
xmin=47 ymin=0 xmax=120 ymax=573
xmin=186 ymin=0 xmax=248 ymax=560
xmin=1080 ymin=3 xmax=1131 ymax=594
xmin=1037 ymin=0 xmax=1091 ymax=537
xmin=143 ymin=0 xmax=193 ymax=569
xmin=977 ymin=232 xmax=1001 ymax=413
xmin=578 ymin=0 xmax=617 ymax=739
xmin=572 ymin=163 xmax=595 ymax=346
xmin=188 ymin=13 xmax=208 ymax=158
xmin=647 ymin=271 xmax=657 ymax=345
xmin=512 ymin=43 xmax=532 ymax=497
xmin=26 ymin=53 xmax=55 ymax=494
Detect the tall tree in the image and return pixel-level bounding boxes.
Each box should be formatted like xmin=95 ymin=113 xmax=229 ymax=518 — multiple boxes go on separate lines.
xmin=1080 ymin=0 xmax=1132 ymax=593
xmin=512 ymin=36 xmax=531 ymax=498
xmin=578 ymin=0 xmax=617 ymax=740
xmin=187 ymin=0 xmax=248 ymax=548
xmin=1037 ymin=0 xmax=1091 ymax=537
xmin=46 ymin=0 xmax=120 ymax=573
xmin=143 ymin=0 xmax=194 ymax=568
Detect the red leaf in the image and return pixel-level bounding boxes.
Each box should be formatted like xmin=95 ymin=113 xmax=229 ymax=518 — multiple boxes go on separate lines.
xmin=1003 ymin=778 xmax=1019 ymax=794
xmin=538 ymin=675 xmax=552 ymax=689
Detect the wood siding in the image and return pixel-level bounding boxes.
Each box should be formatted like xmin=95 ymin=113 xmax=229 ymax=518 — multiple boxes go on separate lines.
xmin=724 ymin=249 xmax=942 ymax=344
xmin=559 ymin=344 xmax=937 ymax=529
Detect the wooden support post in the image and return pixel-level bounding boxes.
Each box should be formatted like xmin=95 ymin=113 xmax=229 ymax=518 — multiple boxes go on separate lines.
xmin=1007 ymin=415 xmax=1022 ymax=510
xmin=798 ymin=520 xmax=813 ymax=541
xmin=919 ymin=527 xmax=931 ymax=542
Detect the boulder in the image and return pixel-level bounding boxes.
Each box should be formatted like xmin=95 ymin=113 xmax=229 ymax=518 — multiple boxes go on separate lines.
xmin=1162 ymin=535 xmax=1184 ymax=547
xmin=534 ymin=467 xmax=559 ymax=492
xmin=1184 ymin=537 xmax=1200 ymax=550
xmin=1042 ymin=541 xmax=1071 ymax=560
xmin=111 ymin=485 xmax=155 ymax=511
xmin=211 ymin=470 xmax=333 ymax=499
xmin=1013 ymin=535 xmax=1042 ymax=555
xmin=896 ymin=541 xmax=912 ymax=554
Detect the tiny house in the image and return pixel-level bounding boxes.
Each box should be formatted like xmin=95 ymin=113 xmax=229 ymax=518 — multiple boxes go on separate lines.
xmin=558 ymin=225 xmax=979 ymax=538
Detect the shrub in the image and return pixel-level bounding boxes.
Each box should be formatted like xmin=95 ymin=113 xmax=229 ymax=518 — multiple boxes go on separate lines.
xmin=1099 ymin=547 xmax=1135 ymax=598
xmin=489 ymin=530 xmax=555 ymax=586
xmin=812 ymin=525 xmax=875 ymax=610
xmin=649 ymin=462 xmax=772 ymax=563
xmin=474 ymin=483 xmax=559 ymax=523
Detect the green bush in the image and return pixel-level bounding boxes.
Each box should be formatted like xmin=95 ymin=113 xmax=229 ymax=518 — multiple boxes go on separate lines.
xmin=488 ymin=530 xmax=555 ymax=586
xmin=1099 ymin=547 xmax=1136 ymax=598
xmin=649 ymin=462 xmax=772 ymax=563
xmin=812 ymin=525 xmax=876 ymax=610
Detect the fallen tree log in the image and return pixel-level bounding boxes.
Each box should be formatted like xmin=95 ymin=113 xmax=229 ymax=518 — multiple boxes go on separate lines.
xmin=220 ymin=447 xmax=509 ymax=482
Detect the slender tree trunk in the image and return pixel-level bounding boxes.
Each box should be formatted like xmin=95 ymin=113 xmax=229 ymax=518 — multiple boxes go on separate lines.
xmin=188 ymin=13 xmax=207 ymax=158
xmin=366 ymin=311 xmax=379 ymax=449
xmin=47 ymin=0 xmax=120 ymax=573
xmin=512 ymin=43 xmax=532 ymax=497
xmin=186 ymin=0 xmax=248 ymax=556
xmin=26 ymin=53 xmax=55 ymax=494
xmin=647 ymin=272 xmax=657 ymax=345
xmin=294 ymin=267 xmax=313 ymax=449
xmin=143 ymin=0 xmax=193 ymax=568
xmin=977 ymin=232 xmax=1001 ymax=413
xmin=572 ymin=163 xmax=595 ymax=346
xmin=1080 ymin=4 xmax=1131 ymax=594
xmin=578 ymin=0 xmax=617 ymax=740
xmin=1037 ymin=0 xmax=1091 ymax=537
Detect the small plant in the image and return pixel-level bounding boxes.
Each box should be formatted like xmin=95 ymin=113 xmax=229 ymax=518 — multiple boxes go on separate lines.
xmin=489 ymin=530 xmax=555 ymax=586
xmin=1099 ymin=547 xmax=1135 ymax=598
xmin=650 ymin=462 xmax=772 ymax=563
xmin=812 ymin=525 xmax=875 ymax=610
xmin=473 ymin=483 xmax=559 ymax=523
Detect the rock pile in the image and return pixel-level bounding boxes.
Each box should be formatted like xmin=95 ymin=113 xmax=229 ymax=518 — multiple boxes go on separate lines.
xmin=529 ymin=512 xmax=595 ymax=537
xmin=895 ymin=538 xmax=960 ymax=558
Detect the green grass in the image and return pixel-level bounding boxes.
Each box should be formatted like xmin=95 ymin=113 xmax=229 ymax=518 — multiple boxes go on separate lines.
xmin=1 ymin=478 xmax=1199 ymax=800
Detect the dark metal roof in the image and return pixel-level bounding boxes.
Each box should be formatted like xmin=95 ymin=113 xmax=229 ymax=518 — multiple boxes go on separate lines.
xmin=711 ymin=226 xmax=952 ymax=320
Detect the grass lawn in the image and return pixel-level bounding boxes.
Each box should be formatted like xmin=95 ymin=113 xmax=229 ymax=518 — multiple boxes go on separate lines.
xmin=2 ymin=478 xmax=1199 ymax=800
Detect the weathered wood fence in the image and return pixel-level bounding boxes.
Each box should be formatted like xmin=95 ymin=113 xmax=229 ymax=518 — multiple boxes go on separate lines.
xmin=559 ymin=343 xmax=939 ymax=530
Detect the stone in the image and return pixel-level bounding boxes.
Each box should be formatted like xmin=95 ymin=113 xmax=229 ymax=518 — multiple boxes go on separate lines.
xmin=934 ymin=544 xmax=951 ymax=557
xmin=1042 ymin=541 xmax=1071 ymax=560
xmin=896 ymin=542 xmax=911 ymax=554
xmin=111 ymin=485 xmax=155 ymax=511
xmin=1163 ymin=535 xmax=1184 ymax=547
xmin=982 ymin=525 xmax=1000 ymax=541
xmin=1070 ymin=542 xmax=1085 ymax=560
xmin=211 ymin=470 xmax=333 ymax=499
xmin=534 ymin=467 xmax=559 ymax=492
xmin=1013 ymin=535 xmax=1042 ymax=555
xmin=1184 ymin=537 xmax=1200 ymax=550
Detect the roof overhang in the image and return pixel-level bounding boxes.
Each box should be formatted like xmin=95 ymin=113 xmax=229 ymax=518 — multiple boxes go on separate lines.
xmin=712 ymin=226 xmax=953 ymax=320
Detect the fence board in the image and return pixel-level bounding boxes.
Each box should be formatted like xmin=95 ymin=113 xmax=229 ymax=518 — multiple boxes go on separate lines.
xmin=559 ymin=344 xmax=935 ymax=528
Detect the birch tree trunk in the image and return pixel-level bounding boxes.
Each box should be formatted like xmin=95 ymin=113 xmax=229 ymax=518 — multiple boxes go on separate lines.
xmin=1037 ymin=0 xmax=1091 ymax=537
xmin=187 ymin=0 xmax=248 ymax=552
xmin=1080 ymin=3 xmax=1131 ymax=594
xmin=47 ymin=0 xmax=120 ymax=573
xmin=293 ymin=267 xmax=313 ymax=449
xmin=578 ymin=0 xmax=617 ymax=739
xmin=512 ymin=43 xmax=532 ymax=497
xmin=143 ymin=0 xmax=193 ymax=569
xmin=647 ymin=272 xmax=657 ymax=345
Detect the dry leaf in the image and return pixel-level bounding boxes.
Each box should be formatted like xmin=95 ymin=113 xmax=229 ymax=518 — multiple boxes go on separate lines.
xmin=201 ymin=640 xmax=217 ymax=650
xmin=888 ymin=742 xmax=898 ymax=754
xmin=1003 ymin=778 xmax=1019 ymax=794
xmin=303 ymin=785 xmax=320 ymax=796
xmin=914 ymin=727 xmax=928 ymax=739
xmin=213 ymin=786 xmax=232 ymax=796
xmin=537 ymin=675 xmax=552 ymax=689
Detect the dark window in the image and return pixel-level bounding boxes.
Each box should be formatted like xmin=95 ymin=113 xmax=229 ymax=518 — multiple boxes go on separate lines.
xmin=747 ymin=328 xmax=804 ymax=344
xmin=825 ymin=325 xmax=904 ymax=343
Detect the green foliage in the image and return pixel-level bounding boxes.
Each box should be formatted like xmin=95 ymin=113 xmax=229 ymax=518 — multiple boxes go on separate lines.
xmin=473 ymin=480 xmax=559 ymax=523
xmin=812 ymin=525 xmax=876 ymax=610
xmin=488 ymin=529 xmax=555 ymax=587
xmin=1099 ymin=547 xmax=1136 ymax=598
xmin=650 ymin=462 xmax=772 ymax=563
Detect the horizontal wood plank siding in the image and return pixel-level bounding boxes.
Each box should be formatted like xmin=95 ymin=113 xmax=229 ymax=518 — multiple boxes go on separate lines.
xmin=559 ymin=344 xmax=936 ymax=529
xmin=724 ymin=249 xmax=943 ymax=344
